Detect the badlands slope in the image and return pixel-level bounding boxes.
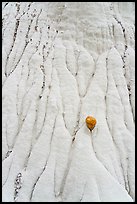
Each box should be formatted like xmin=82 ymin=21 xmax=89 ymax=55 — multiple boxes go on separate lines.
xmin=2 ymin=2 xmax=135 ymax=202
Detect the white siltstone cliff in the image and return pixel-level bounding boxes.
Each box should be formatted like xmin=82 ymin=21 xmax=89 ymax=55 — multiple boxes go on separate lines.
xmin=2 ymin=2 xmax=135 ymax=202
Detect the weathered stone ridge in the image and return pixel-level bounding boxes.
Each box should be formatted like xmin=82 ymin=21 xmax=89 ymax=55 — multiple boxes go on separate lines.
xmin=2 ymin=2 xmax=135 ymax=202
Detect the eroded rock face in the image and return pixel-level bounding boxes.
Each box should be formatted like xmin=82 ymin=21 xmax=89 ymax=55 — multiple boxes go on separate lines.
xmin=2 ymin=2 xmax=135 ymax=202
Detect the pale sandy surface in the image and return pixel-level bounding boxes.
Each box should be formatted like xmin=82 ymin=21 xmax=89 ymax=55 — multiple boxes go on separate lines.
xmin=2 ymin=2 xmax=135 ymax=202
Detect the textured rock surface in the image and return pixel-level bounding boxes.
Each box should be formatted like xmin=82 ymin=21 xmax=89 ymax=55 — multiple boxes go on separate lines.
xmin=2 ymin=2 xmax=135 ymax=202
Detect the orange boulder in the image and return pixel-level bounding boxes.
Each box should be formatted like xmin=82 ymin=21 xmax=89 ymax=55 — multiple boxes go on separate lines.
xmin=86 ymin=116 xmax=96 ymax=131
